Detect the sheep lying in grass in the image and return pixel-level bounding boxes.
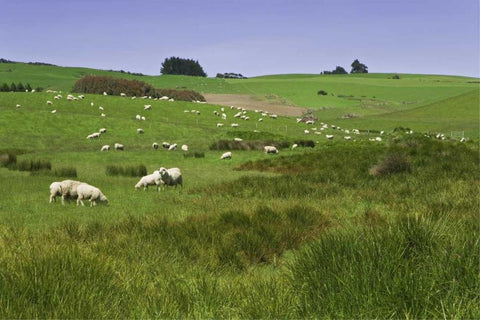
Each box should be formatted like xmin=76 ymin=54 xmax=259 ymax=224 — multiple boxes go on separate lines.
xmin=49 ymin=182 xmax=62 ymax=203
xmin=135 ymin=170 xmax=164 ymax=191
xmin=76 ymin=183 xmax=108 ymax=207
xmin=59 ymin=179 xmax=82 ymax=205
xmin=158 ymin=167 xmax=183 ymax=189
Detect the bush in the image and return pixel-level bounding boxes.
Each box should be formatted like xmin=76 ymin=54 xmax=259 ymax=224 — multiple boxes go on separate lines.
xmin=209 ymin=140 xmax=290 ymax=151
xmin=183 ymin=151 xmax=205 ymax=158
xmin=294 ymin=140 xmax=315 ymax=148
xmin=369 ymin=152 xmax=411 ymax=176
xmin=73 ymin=75 xmax=156 ymax=97
xmin=156 ymin=88 xmax=205 ymax=102
xmin=317 ymin=90 xmax=328 ymax=95
xmin=106 ymin=164 xmax=147 ymax=177
xmin=160 ymin=56 xmax=207 ymax=77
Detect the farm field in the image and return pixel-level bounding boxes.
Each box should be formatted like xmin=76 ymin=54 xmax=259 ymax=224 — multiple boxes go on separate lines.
xmin=0 ymin=63 xmax=479 ymax=318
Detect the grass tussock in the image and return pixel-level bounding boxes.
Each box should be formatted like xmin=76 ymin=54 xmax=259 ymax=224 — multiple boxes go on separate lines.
xmin=209 ymin=139 xmax=290 ymax=151
xmin=105 ymin=164 xmax=147 ymax=177
xmin=183 ymin=151 xmax=205 ymax=158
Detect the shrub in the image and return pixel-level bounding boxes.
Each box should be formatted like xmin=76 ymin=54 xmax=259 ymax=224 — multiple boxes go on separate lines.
xmin=73 ymin=75 xmax=156 ymax=97
xmin=317 ymin=90 xmax=328 ymax=95
xmin=183 ymin=151 xmax=205 ymax=158
xmin=294 ymin=140 xmax=315 ymax=148
xmin=369 ymin=152 xmax=411 ymax=176
xmin=155 ymin=88 xmax=205 ymax=102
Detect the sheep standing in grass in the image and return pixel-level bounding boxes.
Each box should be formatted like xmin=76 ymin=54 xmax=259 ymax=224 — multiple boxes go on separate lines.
xmin=114 ymin=143 xmax=124 ymax=150
xmin=76 ymin=183 xmax=108 ymax=206
xmin=220 ymin=152 xmax=232 ymax=160
xmin=135 ymin=170 xmax=164 ymax=191
xmin=59 ymin=179 xmax=82 ymax=205
xmin=49 ymin=182 xmax=62 ymax=203
xmin=152 ymin=142 xmax=159 ymax=149
xmin=158 ymin=167 xmax=183 ymax=189
xmin=264 ymin=146 xmax=279 ymax=154
xmin=100 ymin=145 xmax=110 ymax=151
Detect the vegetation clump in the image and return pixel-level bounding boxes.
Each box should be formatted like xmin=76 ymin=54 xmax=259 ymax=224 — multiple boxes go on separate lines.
xmin=105 ymin=164 xmax=147 ymax=177
xmin=160 ymin=56 xmax=207 ymax=77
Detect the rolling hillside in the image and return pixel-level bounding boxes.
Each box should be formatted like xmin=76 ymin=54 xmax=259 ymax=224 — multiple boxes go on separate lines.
xmin=1 ymin=61 xmax=478 ymax=137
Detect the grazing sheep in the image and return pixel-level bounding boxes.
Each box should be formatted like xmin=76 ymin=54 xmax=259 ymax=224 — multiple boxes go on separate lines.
xmin=217 ymin=123 xmax=224 ymax=127
xmin=100 ymin=145 xmax=110 ymax=151
xmin=144 ymin=105 xmax=152 ymax=110
xmin=152 ymin=142 xmax=159 ymax=149
xmin=49 ymin=182 xmax=62 ymax=203
xmin=141 ymin=116 xmax=146 ymax=121
xmin=136 ymin=114 xmax=141 ymax=120
xmin=292 ymin=143 xmax=298 ymax=150
xmin=344 ymin=136 xmax=352 ymax=140
xmin=158 ymin=167 xmax=183 ymax=189
xmin=234 ymin=138 xmax=243 ymax=141
xmin=168 ymin=143 xmax=177 ymax=151
xmin=264 ymin=146 xmax=279 ymax=154
xmin=99 ymin=106 xmax=104 ymax=111
xmin=137 ymin=128 xmax=144 ymax=134
xmin=87 ymin=132 xmax=100 ymax=139
xmin=220 ymin=151 xmax=232 ymax=160
xmin=51 ymin=110 xmax=57 ymax=114
xmin=47 ymin=100 xmax=53 ymax=105
xmin=222 ymin=113 xmax=227 ymax=120
xmin=231 ymin=123 xmax=239 ymax=128
xmin=304 ymin=130 xmax=310 ymax=134
xmin=16 ymin=104 xmax=21 ymax=108
xmin=162 ymin=142 xmax=170 ymax=149
xmin=181 ymin=144 xmax=188 ymax=151
xmin=135 ymin=170 xmax=164 ymax=191
xmin=99 ymin=128 xmax=107 ymax=134
xmin=59 ymin=179 xmax=82 ymax=205
xmin=101 ymin=113 xmax=106 ymax=117
xmin=326 ymin=135 xmax=334 ymax=139
xmin=76 ymin=183 xmax=108 ymax=207
xmin=460 ymin=137 xmax=466 ymax=142
xmin=159 ymin=96 xmax=169 ymax=100
xmin=120 ymin=93 xmax=126 ymax=97
xmin=114 ymin=143 xmax=124 ymax=150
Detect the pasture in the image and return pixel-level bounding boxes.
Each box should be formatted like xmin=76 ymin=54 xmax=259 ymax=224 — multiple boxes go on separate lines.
xmin=0 ymin=64 xmax=478 ymax=318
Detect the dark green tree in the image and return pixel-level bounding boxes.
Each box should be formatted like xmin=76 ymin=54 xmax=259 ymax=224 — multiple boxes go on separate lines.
xmin=350 ymin=59 xmax=368 ymax=73
xmin=10 ymin=82 xmax=17 ymax=92
xmin=16 ymin=82 xmax=25 ymax=92
xmin=160 ymin=57 xmax=207 ymax=77
xmin=332 ymin=66 xmax=347 ymax=74
xmin=0 ymin=83 xmax=9 ymax=92
xmin=25 ymin=83 xmax=32 ymax=91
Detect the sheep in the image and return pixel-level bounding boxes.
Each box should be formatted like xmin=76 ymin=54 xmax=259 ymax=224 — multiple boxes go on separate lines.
xmin=87 ymin=132 xmax=100 ymax=139
xmin=114 ymin=143 xmax=124 ymax=150
xmin=217 ymin=123 xmax=224 ymax=127
xmin=231 ymin=123 xmax=239 ymax=128
xmin=76 ymin=183 xmax=108 ymax=207
xmin=144 ymin=105 xmax=152 ymax=110
xmin=162 ymin=142 xmax=170 ymax=149
xmin=326 ymin=134 xmax=334 ymax=139
xmin=234 ymin=138 xmax=243 ymax=141
xmin=59 ymin=179 xmax=82 ymax=205
xmin=49 ymin=181 xmax=62 ymax=203
xmin=15 ymin=104 xmax=21 ymax=108
xmin=137 ymin=128 xmax=144 ymax=134
xmin=99 ymin=106 xmax=104 ymax=111
xmin=222 ymin=113 xmax=227 ymax=120
xmin=305 ymin=120 xmax=315 ymax=125
xmin=135 ymin=170 xmax=164 ymax=191
xmin=141 ymin=116 xmax=146 ymax=121
xmin=46 ymin=100 xmax=53 ymax=105
xmin=120 ymin=93 xmax=126 ymax=97
xmin=159 ymin=96 xmax=169 ymax=100
xmin=304 ymin=130 xmax=310 ymax=134
xmin=136 ymin=114 xmax=141 ymax=120
xmin=100 ymin=145 xmax=110 ymax=151
xmin=220 ymin=151 xmax=232 ymax=160
xmin=460 ymin=137 xmax=466 ymax=142
xmin=344 ymin=136 xmax=352 ymax=140
xmin=90 ymin=102 xmax=94 ymax=107
xmin=152 ymin=142 xmax=159 ymax=149
xmin=292 ymin=143 xmax=298 ymax=150
xmin=158 ymin=167 xmax=183 ymax=189
xmin=264 ymin=146 xmax=279 ymax=154
xmin=51 ymin=110 xmax=57 ymax=114
xmin=168 ymin=143 xmax=177 ymax=151
xmin=99 ymin=128 xmax=107 ymax=134
xmin=103 ymin=91 xmax=108 ymax=95
xmin=101 ymin=113 xmax=106 ymax=117
xmin=181 ymin=144 xmax=188 ymax=151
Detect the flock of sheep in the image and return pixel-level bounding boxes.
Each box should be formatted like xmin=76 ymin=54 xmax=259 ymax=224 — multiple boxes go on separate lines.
xmin=49 ymin=167 xmax=183 ymax=206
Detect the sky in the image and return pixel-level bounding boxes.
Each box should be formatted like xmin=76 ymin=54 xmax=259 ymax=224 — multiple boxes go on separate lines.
xmin=1 ymin=0 xmax=479 ymax=78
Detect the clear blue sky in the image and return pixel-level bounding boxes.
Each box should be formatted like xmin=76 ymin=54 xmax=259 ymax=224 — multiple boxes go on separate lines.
xmin=1 ymin=0 xmax=478 ymax=77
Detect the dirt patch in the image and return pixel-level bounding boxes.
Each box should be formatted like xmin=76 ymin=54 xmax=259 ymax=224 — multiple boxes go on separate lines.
xmin=203 ymin=93 xmax=308 ymax=117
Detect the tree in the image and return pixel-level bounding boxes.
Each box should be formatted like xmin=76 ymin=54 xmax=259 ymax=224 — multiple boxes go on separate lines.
xmin=350 ymin=59 xmax=368 ymax=74
xmin=160 ymin=57 xmax=207 ymax=77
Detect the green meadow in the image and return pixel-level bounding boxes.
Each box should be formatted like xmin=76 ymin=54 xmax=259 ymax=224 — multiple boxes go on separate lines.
xmin=0 ymin=63 xmax=478 ymax=318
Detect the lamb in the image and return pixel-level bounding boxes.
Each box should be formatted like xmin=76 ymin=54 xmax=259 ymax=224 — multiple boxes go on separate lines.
xmin=158 ymin=167 xmax=183 ymax=189
xmin=135 ymin=170 xmax=164 ymax=191
xmin=59 ymin=179 xmax=82 ymax=205
xmin=76 ymin=183 xmax=108 ymax=207
xmin=100 ymin=145 xmax=110 ymax=151
xmin=114 ymin=143 xmax=124 ymax=150
xmin=264 ymin=146 xmax=279 ymax=154
xmin=220 ymin=151 xmax=232 ymax=160
xmin=49 ymin=181 xmax=62 ymax=203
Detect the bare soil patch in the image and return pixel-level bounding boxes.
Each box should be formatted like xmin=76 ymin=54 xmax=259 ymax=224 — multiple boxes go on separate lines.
xmin=203 ymin=94 xmax=308 ymax=117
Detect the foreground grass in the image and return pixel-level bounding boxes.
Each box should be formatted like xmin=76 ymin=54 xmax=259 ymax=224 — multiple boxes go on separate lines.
xmin=0 ymin=135 xmax=478 ymax=318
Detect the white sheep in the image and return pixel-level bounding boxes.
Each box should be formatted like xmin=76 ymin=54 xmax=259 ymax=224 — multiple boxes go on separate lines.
xmin=292 ymin=143 xmax=298 ymax=150
xmin=264 ymin=146 xmax=279 ymax=154
xmin=135 ymin=170 xmax=164 ymax=191
xmin=114 ymin=143 xmax=124 ymax=150
xmin=101 ymin=113 xmax=106 ymax=117
xmin=46 ymin=100 xmax=53 ymax=105
xmin=168 ymin=143 xmax=177 ymax=151
xmin=231 ymin=123 xmax=239 ymax=128
xmin=87 ymin=132 xmax=100 ymax=139
xmin=326 ymin=135 xmax=334 ymax=139
xmin=49 ymin=182 xmax=62 ymax=203
xmin=141 ymin=116 xmax=146 ymax=121
xmin=144 ymin=105 xmax=152 ymax=110
xmin=59 ymin=179 xmax=82 ymax=205
xmin=99 ymin=128 xmax=107 ymax=134
xmin=220 ymin=151 xmax=232 ymax=160
xmin=158 ymin=167 xmax=183 ymax=189
xmin=120 ymin=93 xmax=126 ymax=97
xmin=217 ymin=123 xmax=224 ymax=127
xmin=51 ymin=110 xmax=57 ymax=114
xmin=76 ymin=183 xmax=108 ymax=206
xmin=181 ymin=144 xmax=188 ymax=151
xmin=162 ymin=142 xmax=170 ymax=149
xmin=152 ymin=142 xmax=159 ymax=149
xmin=100 ymin=145 xmax=110 ymax=151
xmin=137 ymin=128 xmax=144 ymax=134
xmin=16 ymin=104 xmax=21 ymax=108
xmin=136 ymin=114 xmax=141 ymax=120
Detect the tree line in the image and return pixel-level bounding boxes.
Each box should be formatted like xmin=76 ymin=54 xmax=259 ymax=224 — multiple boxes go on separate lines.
xmin=0 ymin=82 xmax=42 ymax=92
xmin=322 ymin=59 xmax=368 ymax=75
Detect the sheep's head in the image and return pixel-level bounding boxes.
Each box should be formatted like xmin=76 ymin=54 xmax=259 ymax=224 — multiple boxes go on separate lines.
xmin=100 ymin=194 xmax=108 ymax=203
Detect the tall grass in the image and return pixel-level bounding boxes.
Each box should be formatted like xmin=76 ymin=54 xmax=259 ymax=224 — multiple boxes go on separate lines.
xmin=105 ymin=164 xmax=147 ymax=177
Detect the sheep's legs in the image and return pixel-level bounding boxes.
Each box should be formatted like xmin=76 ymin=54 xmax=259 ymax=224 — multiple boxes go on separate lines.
xmin=77 ymin=199 xmax=85 ymax=206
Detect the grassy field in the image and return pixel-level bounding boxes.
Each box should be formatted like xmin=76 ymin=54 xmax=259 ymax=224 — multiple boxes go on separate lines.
xmin=0 ymin=63 xmax=478 ymax=318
